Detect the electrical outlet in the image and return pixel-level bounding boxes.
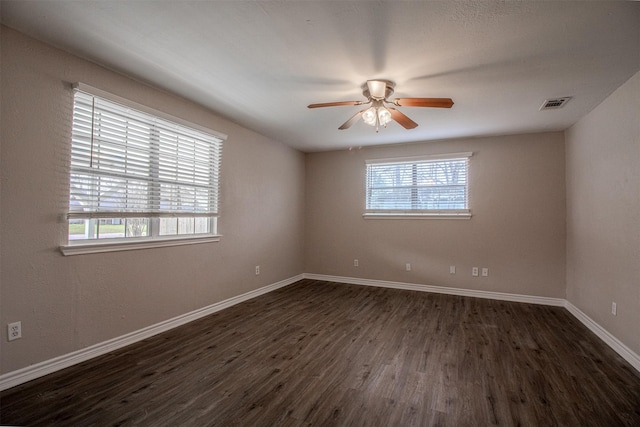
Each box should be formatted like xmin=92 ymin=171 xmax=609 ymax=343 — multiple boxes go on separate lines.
xmin=255 ymin=265 xmax=260 ymax=275
xmin=472 ymin=267 xmax=479 ymax=277
xmin=611 ymin=302 xmax=617 ymax=316
xmin=8 ymin=321 xmax=21 ymax=341
xmin=482 ymin=268 xmax=489 ymax=277
xmin=449 ymin=265 xmax=456 ymax=274
xmin=354 ymin=259 xmax=359 ymax=267
xmin=405 ymin=263 xmax=411 ymax=271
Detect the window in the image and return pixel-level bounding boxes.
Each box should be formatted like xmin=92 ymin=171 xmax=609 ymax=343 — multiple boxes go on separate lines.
xmin=365 ymin=152 xmax=472 ymax=218
xmin=63 ymin=83 xmax=225 ymax=254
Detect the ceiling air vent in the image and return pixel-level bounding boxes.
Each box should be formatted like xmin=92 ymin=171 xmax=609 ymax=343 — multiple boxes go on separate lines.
xmin=540 ymin=97 xmax=572 ymax=111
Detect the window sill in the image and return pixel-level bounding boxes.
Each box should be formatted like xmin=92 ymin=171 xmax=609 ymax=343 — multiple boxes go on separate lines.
xmin=60 ymin=235 xmax=221 ymax=256
xmin=363 ymin=212 xmax=472 ymax=220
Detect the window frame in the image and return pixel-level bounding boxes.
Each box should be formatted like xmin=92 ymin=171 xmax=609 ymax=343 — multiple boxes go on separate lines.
xmin=363 ymin=152 xmax=472 ymax=219
xmin=61 ymin=83 xmax=226 ymax=255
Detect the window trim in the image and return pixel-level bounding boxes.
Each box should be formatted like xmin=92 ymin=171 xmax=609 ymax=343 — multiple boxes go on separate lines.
xmin=364 ymin=152 xmax=472 ymax=219
xmin=362 ymin=211 xmax=471 ymax=220
xmin=60 ymin=234 xmax=222 ymax=256
xmin=63 ymin=83 xmax=226 ymax=253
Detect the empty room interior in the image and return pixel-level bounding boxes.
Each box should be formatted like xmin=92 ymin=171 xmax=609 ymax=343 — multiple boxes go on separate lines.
xmin=1 ymin=1 xmax=639 ymax=425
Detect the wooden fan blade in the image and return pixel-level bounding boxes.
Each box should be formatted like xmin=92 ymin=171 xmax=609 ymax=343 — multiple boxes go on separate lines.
xmin=338 ymin=110 xmax=365 ymax=130
xmin=308 ymin=101 xmax=363 ymax=108
xmin=388 ymin=107 xmax=418 ymax=129
xmin=393 ymin=98 xmax=454 ymax=108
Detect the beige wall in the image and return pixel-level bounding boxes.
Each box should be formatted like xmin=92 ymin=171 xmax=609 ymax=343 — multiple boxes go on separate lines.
xmin=3 ymin=22 xmax=636 ymax=378
xmin=305 ymin=133 xmax=566 ymax=298
xmin=0 ymin=26 xmax=305 ymax=374
xmin=566 ymin=70 xmax=640 ymax=356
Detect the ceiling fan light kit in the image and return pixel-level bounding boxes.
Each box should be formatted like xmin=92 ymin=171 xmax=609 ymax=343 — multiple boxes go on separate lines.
xmin=363 ymin=105 xmax=392 ymax=127
xmin=308 ymin=80 xmax=454 ymax=132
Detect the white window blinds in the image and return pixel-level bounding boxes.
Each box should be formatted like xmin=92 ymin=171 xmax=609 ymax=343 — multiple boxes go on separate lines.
xmin=68 ymin=87 xmax=224 ymax=219
xmin=365 ymin=153 xmax=471 ymax=214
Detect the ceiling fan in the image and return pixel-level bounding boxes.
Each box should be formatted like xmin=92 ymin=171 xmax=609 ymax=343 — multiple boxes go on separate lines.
xmin=308 ymin=80 xmax=454 ymax=132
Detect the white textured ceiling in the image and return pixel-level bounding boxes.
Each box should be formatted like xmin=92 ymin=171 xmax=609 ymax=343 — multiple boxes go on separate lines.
xmin=2 ymin=1 xmax=639 ymax=152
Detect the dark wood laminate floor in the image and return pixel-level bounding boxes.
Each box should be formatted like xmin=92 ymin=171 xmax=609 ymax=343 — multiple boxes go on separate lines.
xmin=2 ymin=279 xmax=639 ymax=426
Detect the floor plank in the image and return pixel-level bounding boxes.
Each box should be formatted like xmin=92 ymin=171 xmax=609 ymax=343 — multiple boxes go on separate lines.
xmin=1 ymin=279 xmax=639 ymax=426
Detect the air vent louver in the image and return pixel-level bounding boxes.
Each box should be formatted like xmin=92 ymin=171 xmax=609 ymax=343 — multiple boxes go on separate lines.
xmin=540 ymin=97 xmax=572 ymax=110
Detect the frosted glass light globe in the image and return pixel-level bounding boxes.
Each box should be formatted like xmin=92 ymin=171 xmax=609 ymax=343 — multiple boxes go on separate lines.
xmin=378 ymin=108 xmax=391 ymax=126
xmin=362 ymin=107 xmax=377 ymax=125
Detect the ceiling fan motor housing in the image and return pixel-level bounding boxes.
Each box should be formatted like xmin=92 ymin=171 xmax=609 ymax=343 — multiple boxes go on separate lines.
xmin=363 ymin=80 xmax=395 ymax=100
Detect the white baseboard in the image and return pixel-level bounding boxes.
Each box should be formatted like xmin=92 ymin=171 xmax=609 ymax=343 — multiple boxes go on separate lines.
xmin=564 ymin=301 xmax=640 ymax=372
xmin=0 ymin=274 xmax=304 ymax=392
xmin=303 ymin=273 xmax=566 ymax=306
xmin=3 ymin=273 xmax=638 ymax=391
